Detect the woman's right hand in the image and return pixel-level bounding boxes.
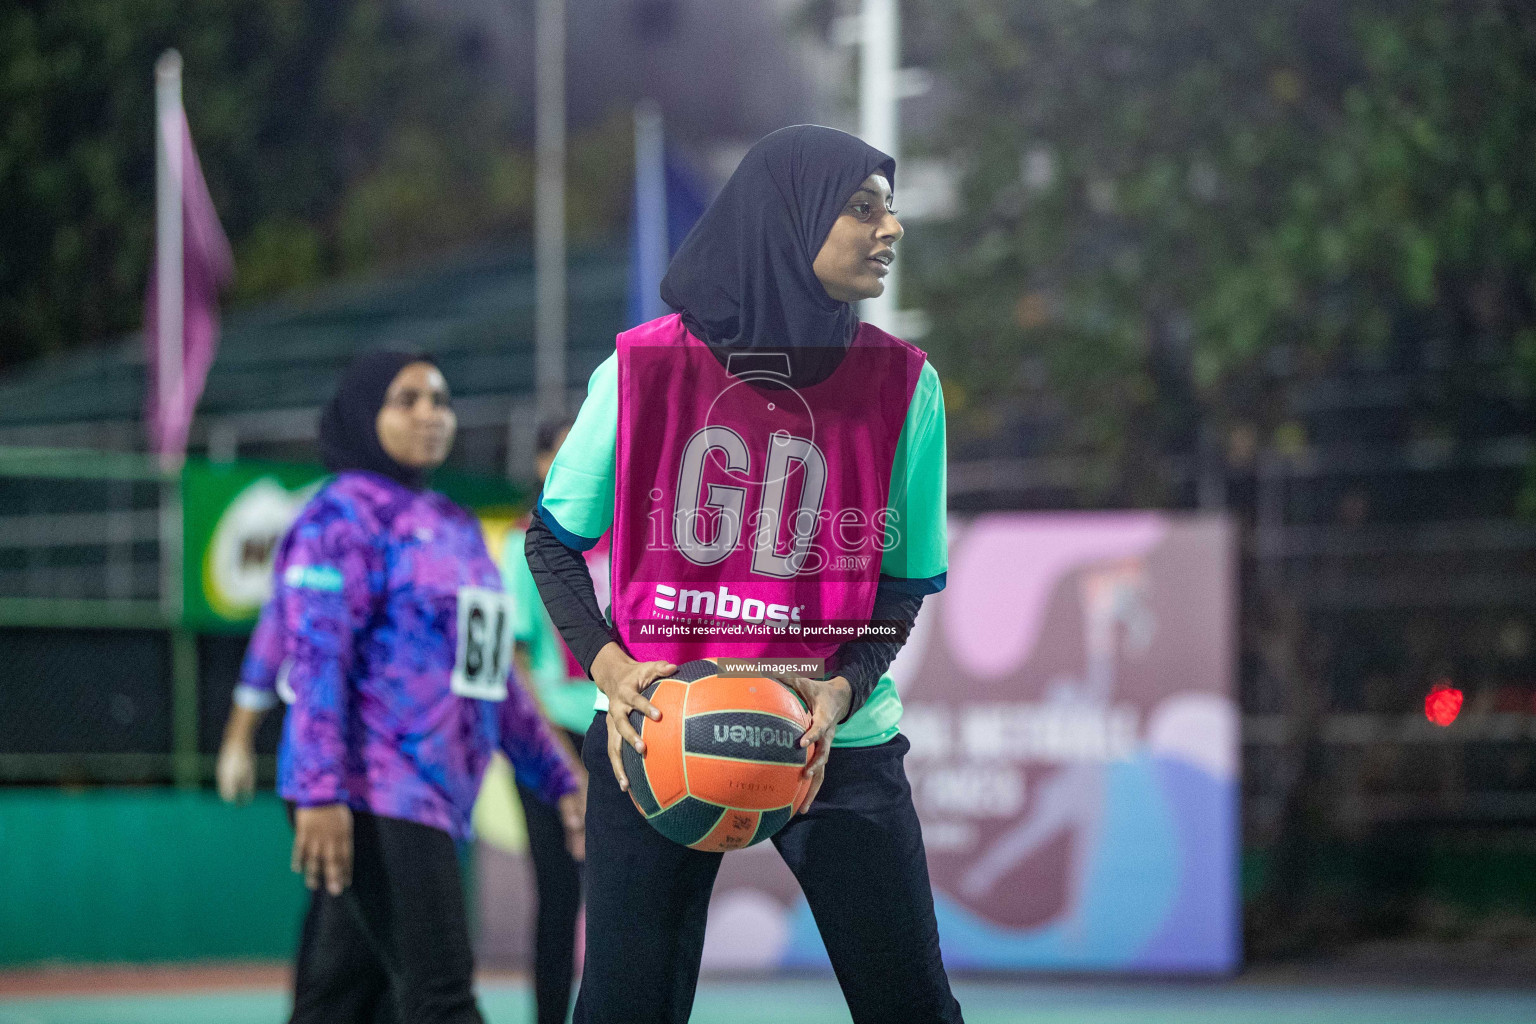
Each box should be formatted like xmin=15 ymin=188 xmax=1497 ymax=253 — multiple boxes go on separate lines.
xmin=216 ymin=705 xmax=267 ymax=805
xmin=215 ymin=739 xmax=257 ymax=804
xmin=590 ymin=642 xmax=675 ymax=792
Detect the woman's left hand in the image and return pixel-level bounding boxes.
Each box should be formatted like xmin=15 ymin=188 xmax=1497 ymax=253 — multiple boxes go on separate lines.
xmin=558 ymin=788 xmax=586 ymax=861
xmin=771 ymin=674 xmax=852 ymax=815
xmin=292 ymin=803 xmax=354 ymax=895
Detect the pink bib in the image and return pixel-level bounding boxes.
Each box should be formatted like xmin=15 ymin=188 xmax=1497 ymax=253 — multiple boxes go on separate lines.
xmin=612 ymin=314 xmax=924 ymax=666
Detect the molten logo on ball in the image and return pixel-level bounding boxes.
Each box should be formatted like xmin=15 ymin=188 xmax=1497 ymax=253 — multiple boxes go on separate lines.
xmin=714 ymin=723 xmax=797 ymax=749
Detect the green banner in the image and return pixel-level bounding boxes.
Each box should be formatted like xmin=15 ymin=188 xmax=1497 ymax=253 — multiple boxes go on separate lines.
xmin=181 ymin=459 xmax=525 ymax=632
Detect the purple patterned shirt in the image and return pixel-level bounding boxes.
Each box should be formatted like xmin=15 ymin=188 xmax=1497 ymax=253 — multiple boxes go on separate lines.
xmin=270 ymin=471 xmax=576 ymax=839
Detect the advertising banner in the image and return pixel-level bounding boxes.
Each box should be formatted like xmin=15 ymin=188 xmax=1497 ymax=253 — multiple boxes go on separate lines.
xmin=181 ymin=461 xmax=327 ymax=632
xmin=181 ymin=460 xmax=523 ymax=632
xmin=478 ymin=512 xmax=1239 ymax=974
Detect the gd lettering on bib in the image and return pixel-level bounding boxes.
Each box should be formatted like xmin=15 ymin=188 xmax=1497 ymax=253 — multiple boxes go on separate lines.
xmin=451 ymin=586 xmax=515 ymax=701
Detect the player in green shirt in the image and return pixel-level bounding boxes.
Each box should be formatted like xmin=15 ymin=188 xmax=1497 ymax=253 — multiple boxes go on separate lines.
xmin=525 ymin=126 xmax=962 ymax=1024
xmin=500 ymin=419 xmax=599 ymax=1024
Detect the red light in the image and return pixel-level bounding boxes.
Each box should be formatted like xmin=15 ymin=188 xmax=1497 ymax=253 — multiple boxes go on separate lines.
xmin=1425 ymin=681 xmax=1463 ymax=727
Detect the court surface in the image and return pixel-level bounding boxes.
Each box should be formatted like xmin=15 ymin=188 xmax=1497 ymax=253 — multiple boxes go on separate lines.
xmin=3 ymin=977 xmax=1535 ymax=1024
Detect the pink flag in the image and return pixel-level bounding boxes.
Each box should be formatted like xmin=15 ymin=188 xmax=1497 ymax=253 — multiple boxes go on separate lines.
xmin=143 ymin=106 xmax=233 ymax=459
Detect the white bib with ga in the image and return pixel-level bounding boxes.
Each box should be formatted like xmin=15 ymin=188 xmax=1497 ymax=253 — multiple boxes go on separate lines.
xmin=451 ymin=586 xmax=515 ymax=701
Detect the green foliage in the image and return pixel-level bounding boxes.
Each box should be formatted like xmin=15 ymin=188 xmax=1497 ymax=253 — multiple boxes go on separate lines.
xmin=1 ymin=1 xmax=637 ymax=369
xmin=908 ymin=0 xmax=1536 ymax=499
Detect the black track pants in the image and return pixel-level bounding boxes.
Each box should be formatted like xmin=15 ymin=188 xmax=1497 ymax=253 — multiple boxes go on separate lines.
xmin=571 ymin=717 xmax=963 ymax=1024
xmin=517 ymin=728 xmax=586 ymax=1024
xmin=288 ymin=809 xmax=484 ymax=1024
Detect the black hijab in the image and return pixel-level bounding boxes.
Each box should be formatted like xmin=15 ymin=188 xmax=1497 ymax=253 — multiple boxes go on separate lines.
xmin=318 ymin=350 xmax=437 ymax=490
xmin=659 ymin=125 xmax=895 ymax=388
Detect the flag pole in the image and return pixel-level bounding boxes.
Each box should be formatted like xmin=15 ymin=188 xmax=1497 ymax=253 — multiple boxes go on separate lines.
xmin=154 ymin=49 xmax=184 ymax=472
xmin=154 ymin=50 xmax=187 ymax=666
xmin=633 ymin=99 xmax=667 ymax=324
xmin=534 ymin=0 xmax=567 ymax=423
xmin=859 ymin=0 xmax=898 ymax=331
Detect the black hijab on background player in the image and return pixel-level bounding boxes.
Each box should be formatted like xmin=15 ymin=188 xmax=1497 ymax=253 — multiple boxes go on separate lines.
xmin=319 ymin=350 xmax=437 ymax=490
xmin=659 ymin=124 xmax=895 ymax=389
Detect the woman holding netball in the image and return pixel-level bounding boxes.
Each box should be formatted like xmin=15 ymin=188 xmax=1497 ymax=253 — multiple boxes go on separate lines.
xmin=273 ymin=351 xmax=583 ymax=1024
xmin=527 ymin=125 xmax=963 ymax=1024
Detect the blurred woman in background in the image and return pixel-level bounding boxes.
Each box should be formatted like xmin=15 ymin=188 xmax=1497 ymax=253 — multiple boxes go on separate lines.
xmin=231 ymin=350 xmax=583 ymax=1024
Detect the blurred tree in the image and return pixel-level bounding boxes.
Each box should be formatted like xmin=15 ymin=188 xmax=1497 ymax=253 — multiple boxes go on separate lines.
xmin=906 ymin=0 xmax=1536 ymax=505
xmin=0 ymin=0 xmax=635 ymax=369
xmin=903 ymin=0 xmax=1536 ymax=954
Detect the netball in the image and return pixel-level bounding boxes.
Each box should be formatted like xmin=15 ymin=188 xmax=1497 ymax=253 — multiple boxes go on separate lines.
xmin=621 ymin=660 xmax=814 ymax=852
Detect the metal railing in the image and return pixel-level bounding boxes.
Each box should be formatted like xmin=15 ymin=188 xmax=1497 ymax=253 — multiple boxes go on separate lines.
xmin=0 ymin=446 xmax=197 ymax=785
